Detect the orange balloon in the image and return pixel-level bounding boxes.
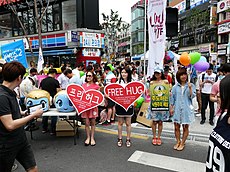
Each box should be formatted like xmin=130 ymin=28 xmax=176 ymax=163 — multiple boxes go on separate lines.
xmin=179 ymin=52 xmax=191 ymax=66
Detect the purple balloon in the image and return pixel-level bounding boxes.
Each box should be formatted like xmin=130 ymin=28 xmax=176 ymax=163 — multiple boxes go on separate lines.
xmin=194 ymin=61 xmax=210 ymax=72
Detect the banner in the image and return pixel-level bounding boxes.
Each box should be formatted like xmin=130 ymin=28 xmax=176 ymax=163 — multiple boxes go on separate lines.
xmin=37 ymin=47 xmax=44 ymax=73
xmin=67 ymin=84 xmax=104 ymax=115
xmin=104 ymin=81 xmax=145 ymax=111
xmin=147 ymin=0 xmax=166 ymax=76
xmin=1 ymin=40 xmax=28 ymax=68
xmin=150 ymin=83 xmax=169 ymax=111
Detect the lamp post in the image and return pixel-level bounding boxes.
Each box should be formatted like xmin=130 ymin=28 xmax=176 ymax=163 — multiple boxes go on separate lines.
xmin=143 ymin=0 xmax=147 ymax=81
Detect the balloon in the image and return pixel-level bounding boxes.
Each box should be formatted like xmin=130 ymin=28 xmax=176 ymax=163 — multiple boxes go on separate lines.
xmin=111 ymin=66 xmax=115 ymax=71
xmin=107 ymin=64 xmax=113 ymax=71
xmin=190 ymin=52 xmax=201 ymax=65
xmin=194 ymin=61 xmax=210 ymax=72
xmin=179 ymin=52 xmax=191 ymax=66
xmin=199 ymin=56 xmax=207 ymax=62
xmin=135 ymin=97 xmax=145 ymax=108
xmin=79 ymin=71 xmax=85 ymax=77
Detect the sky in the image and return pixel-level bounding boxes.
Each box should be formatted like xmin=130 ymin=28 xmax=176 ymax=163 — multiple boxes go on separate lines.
xmin=99 ymin=0 xmax=138 ymax=24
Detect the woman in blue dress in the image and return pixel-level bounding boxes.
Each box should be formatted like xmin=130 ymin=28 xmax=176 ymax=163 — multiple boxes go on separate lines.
xmin=170 ymin=68 xmax=196 ymax=151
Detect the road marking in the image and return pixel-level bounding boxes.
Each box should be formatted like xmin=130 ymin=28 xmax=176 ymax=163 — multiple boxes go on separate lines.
xmin=128 ymin=150 xmax=205 ymax=172
xmin=95 ymin=127 xmax=149 ymax=140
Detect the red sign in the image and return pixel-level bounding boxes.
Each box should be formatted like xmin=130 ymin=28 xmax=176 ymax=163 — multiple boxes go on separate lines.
xmin=67 ymin=84 xmax=104 ymax=115
xmin=0 ymin=0 xmax=20 ymax=6
xmin=104 ymin=82 xmax=145 ymax=111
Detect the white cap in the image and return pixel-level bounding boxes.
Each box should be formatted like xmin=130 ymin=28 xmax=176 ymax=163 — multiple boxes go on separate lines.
xmin=154 ymin=66 xmax=163 ymax=73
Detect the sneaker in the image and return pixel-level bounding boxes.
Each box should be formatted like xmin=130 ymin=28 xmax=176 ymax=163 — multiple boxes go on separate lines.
xmin=50 ymin=132 xmax=56 ymax=136
xmin=209 ymin=121 xmax=214 ymax=126
xmin=102 ymin=120 xmax=110 ymax=126
xmin=42 ymin=129 xmax=49 ymax=134
xmin=200 ymin=120 xmax=205 ymax=125
xmin=195 ymin=113 xmax=201 ymax=117
xmin=11 ymin=163 xmax=18 ymax=171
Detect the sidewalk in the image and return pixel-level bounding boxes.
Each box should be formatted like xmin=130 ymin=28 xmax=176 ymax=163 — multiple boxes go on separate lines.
xmin=97 ymin=114 xmax=214 ymax=143
xmin=97 ymin=98 xmax=215 ymax=143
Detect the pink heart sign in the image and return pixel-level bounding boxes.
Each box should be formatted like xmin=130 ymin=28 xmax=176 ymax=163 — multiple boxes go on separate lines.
xmin=104 ymin=81 xmax=145 ymax=111
xmin=67 ymin=84 xmax=104 ymax=115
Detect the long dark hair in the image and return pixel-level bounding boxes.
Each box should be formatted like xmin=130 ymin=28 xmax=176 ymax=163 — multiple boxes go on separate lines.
xmin=220 ymin=75 xmax=230 ymax=116
xmin=119 ymin=67 xmax=132 ymax=83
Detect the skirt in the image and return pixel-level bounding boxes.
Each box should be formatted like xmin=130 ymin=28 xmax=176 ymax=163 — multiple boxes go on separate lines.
xmin=81 ymin=107 xmax=98 ymax=119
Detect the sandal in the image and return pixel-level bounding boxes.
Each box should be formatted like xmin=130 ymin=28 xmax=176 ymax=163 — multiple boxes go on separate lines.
xmin=126 ymin=139 xmax=131 ymax=148
xmin=152 ymin=138 xmax=157 ymax=145
xmin=117 ymin=138 xmax=122 ymax=147
xmin=177 ymin=143 xmax=185 ymax=151
xmin=173 ymin=142 xmax=181 ymax=150
xmin=157 ymin=138 xmax=162 ymax=146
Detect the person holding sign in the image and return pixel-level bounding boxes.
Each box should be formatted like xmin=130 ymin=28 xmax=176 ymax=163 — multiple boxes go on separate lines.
xmin=147 ymin=67 xmax=170 ymax=146
xmin=170 ymin=68 xmax=196 ymax=151
xmin=116 ymin=67 xmax=134 ymax=148
xmin=81 ymin=71 xmax=100 ymax=146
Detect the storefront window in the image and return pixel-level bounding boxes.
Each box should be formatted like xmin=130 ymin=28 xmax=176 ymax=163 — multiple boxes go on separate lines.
xmin=0 ymin=13 xmax=12 ymax=38
xmin=53 ymin=4 xmax=60 ymax=31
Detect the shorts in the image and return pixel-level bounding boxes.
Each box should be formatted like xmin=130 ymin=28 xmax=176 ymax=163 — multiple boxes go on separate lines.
xmin=0 ymin=140 xmax=36 ymax=172
xmin=107 ymin=99 xmax=115 ymax=108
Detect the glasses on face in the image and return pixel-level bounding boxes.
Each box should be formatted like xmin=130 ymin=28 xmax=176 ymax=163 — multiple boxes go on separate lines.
xmin=86 ymin=75 xmax=92 ymax=77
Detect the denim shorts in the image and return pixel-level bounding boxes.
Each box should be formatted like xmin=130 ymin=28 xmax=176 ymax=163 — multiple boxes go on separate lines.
xmin=0 ymin=140 xmax=36 ymax=172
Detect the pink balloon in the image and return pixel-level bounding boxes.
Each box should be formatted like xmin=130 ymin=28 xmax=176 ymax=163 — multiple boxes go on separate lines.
xmin=194 ymin=61 xmax=210 ymax=72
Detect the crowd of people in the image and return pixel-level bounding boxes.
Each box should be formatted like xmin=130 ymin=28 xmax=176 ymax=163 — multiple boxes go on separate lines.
xmin=0 ymin=58 xmax=230 ymax=171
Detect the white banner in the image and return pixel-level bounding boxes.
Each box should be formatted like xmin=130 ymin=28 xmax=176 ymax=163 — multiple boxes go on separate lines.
xmin=147 ymin=0 xmax=166 ymax=77
xmin=37 ymin=47 xmax=44 ymax=73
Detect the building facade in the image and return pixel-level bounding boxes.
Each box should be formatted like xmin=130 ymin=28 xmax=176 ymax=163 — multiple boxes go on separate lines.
xmin=170 ymin=0 xmax=219 ymax=62
xmin=0 ymin=0 xmax=103 ymax=68
xmin=131 ymin=0 xmax=148 ymax=57
xmin=217 ymin=0 xmax=230 ymax=63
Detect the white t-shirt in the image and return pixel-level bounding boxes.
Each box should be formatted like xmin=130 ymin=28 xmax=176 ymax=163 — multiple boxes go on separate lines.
xmin=57 ymin=73 xmax=69 ymax=89
xmin=200 ymin=73 xmax=216 ymax=94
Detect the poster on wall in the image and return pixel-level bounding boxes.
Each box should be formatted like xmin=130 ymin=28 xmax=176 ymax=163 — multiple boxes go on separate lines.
xmin=150 ymin=83 xmax=170 ymax=111
xmin=79 ymin=32 xmax=105 ymax=48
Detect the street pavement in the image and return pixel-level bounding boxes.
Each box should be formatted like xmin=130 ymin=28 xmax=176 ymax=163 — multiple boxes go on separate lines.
xmin=15 ymin=122 xmax=209 ymax=172
xmin=14 ymin=98 xmax=214 ymax=171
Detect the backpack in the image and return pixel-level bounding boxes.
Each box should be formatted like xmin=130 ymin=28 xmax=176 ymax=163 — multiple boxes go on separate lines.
xmin=201 ymin=73 xmax=218 ymax=82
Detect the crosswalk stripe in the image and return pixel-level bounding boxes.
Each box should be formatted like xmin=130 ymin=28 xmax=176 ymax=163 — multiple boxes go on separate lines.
xmin=128 ymin=150 xmax=205 ymax=172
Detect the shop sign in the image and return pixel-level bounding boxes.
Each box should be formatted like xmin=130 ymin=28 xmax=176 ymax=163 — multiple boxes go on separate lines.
xmin=173 ymin=0 xmax=186 ymax=14
xmin=218 ymin=44 xmax=227 ymax=50
xmin=218 ymin=22 xmax=230 ymax=34
xmin=199 ymin=46 xmax=209 ymax=53
xmin=0 ymin=0 xmax=20 ymax=6
xmin=82 ymin=48 xmax=100 ymax=57
xmin=190 ymin=0 xmax=208 ymax=9
xmin=217 ymin=0 xmax=230 ymax=13
xmin=79 ymin=32 xmax=104 ymax=48
xmin=218 ymin=50 xmax=226 ymax=55
xmin=71 ymin=31 xmax=78 ymax=42
xmin=30 ymin=33 xmax=66 ymax=49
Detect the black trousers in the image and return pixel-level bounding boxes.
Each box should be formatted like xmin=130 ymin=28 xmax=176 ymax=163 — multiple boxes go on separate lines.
xmin=201 ymin=93 xmax=214 ymax=122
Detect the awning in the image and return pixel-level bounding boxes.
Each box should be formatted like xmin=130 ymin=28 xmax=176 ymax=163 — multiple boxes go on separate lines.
xmin=26 ymin=49 xmax=74 ymax=57
xmin=132 ymin=51 xmax=149 ymax=61
xmin=132 ymin=53 xmax=144 ymax=61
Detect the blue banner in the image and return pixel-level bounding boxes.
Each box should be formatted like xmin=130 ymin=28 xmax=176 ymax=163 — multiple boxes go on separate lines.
xmin=1 ymin=40 xmax=28 ymax=68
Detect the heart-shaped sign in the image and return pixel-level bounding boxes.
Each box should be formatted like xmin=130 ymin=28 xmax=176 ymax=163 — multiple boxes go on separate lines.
xmin=67 ymin=84 xmax=104 ymax=115
xmin=104 ymin=81 xmax=145 ymax=111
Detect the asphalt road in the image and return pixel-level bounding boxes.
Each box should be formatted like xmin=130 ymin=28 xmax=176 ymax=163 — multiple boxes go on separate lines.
xmin=15 ymin=124 xmax=209 ymax=172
